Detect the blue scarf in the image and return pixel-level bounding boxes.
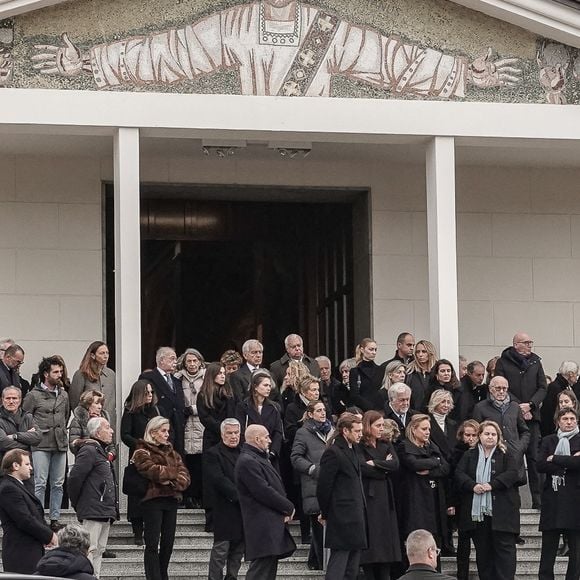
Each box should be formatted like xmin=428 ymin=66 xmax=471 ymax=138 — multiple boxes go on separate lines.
xmin=471 ymin=444 xmax=495 ymax=522
xmin=313 ymin=419 xmax=332 ymax=436
xmin=552 ymin=427 xmax=579 ymax=491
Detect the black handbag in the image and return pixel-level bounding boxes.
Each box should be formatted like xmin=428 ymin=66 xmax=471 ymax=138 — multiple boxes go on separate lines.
xmin=122 ymin=460 xmax=149 ymax=497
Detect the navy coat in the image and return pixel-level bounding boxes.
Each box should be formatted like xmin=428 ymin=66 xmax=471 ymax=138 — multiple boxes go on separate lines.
xmin=0 ymin=474 xmax=54 ymax=573
xmin=317 ymin=435 xmax=368 ymax=551
xmin=235 ymin=443 xmax=295 ymax=561
xmin=204 ymin=442 xmax=243 ymax=542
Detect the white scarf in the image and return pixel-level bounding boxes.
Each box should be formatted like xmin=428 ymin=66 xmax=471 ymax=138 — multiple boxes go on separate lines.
xmin=552 ymin=427 xmax=579 ymax=491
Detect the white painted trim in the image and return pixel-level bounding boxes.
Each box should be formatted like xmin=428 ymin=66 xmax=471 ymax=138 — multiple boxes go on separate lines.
xmin=449 ymin=0 xmax=580 ymax=48
xmin=426 ymin=137 xmax=459 ymax=365
xmin=0 ymin=0 xmax=67 ymax=18
xmin=1 ymin=89 xmax=580 ymax=142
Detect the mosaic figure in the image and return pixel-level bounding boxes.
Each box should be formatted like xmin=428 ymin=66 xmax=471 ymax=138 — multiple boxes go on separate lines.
xmin=537 ymin=41 xmax=571 ymax=104
xmin=30 ymin=0 xmax=521 ymax=99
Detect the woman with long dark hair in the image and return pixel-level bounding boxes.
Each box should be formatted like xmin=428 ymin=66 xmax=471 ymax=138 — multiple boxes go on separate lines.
xmin=455 ymin=420 xmax=520 ymax=580
xmin=423 ymin=359 xmax=460 ymax=414
xmin=236 ymin=370 xmax=283 ymax=458
xmin=69 ymin=341 xmax=116 ymax=423
xmin=358 ymin=410 xmax=401 ymax=580
xmin=133 ymin=416 xmax=190 ymax=580
xmin=120 ymin=380 xmax=160 ymax=545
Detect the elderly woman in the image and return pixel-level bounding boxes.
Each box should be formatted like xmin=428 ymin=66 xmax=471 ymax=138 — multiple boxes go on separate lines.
xmin=133 ymin=416 xmax=190 ymax=580
xmin=541 ymin=361 xmax=580 ymax=437
xmin=174 ymin=348 xmax=206 ymax=509
xmin=398 ymin=414 xmax=450 ymax=551
xmin=219 ymin=350 xmax=243 ymax=375
xmin=427 ymin=389 xmax=457 ymax=462
xmin=69 ymin=390 xmax=112 ymax=454
xmin=291 ymin=399 xmax=334 ymax=571
xmin=455 ymin=420 xmax=520 ymax=580
xmin=405 ymin=340 xmax=438 ymax=411
xmin=358 ymin=410 xmax=401 ymax=580
xmin=373 ymin=361 xmax=407 ymax=410
xmin=284 ymin=375 xmax=322 ymax=445
xmin=538 ymin=408 xmax=580 ymax=580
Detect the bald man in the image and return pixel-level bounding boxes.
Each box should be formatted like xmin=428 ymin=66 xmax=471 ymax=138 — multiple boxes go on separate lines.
xmin=235 ymin=424 xmax=295 ymax=580
xmin=495 ymin=332 xmax=547 ymax=509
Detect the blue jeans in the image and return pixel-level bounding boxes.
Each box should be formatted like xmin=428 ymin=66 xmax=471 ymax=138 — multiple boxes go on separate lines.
xmin=32 ymin=450 xmax=66 ymax=520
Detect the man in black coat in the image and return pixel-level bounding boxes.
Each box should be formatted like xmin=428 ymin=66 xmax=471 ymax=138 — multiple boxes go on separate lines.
xmin=385 ymin=332 xmax=415 ymax=366
xmin=140 ymin=346 xmax=186 ymax=454
xmin=229 ymin=339 xmax=263 ymax=400
xmin=540 ymin=361 xmax=580 ymax=437
xmin=269 ymin=334 xmax=320 ymax=389
xmin=399 ymin=529 xmax=456 ymax=580
xmin=453 ymin=361 xmax=487 ymax=422
xmin=235 ymin=424 xmax=295 ymax=580
xmin=0 ymin=448 xmax=57 ymax=574
xmin=205 ymin=418 xmax=244 ymax=580
xmin=0 ymin=344 xmax=24 ymax=392
xmin=68 ymin=417 xmax=118 ymax=578
xmin=317 ymin=412 xmax=367 ymax=580
xmin=383 ymin=383 xmax=418 ymax=435
xmin=495 ymin=332 xmax=547 ymax=507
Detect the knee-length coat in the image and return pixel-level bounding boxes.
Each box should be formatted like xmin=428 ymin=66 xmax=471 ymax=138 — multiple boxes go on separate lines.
xmin=538 ymin=432 xmax=580 ymax=531
xmin=358 ymin=440 xmax=401 ymax=564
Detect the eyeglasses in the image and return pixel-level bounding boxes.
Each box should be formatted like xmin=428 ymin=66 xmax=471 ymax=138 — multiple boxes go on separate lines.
xmin=516 ymin=340 xmax=534 ymax=346
xmin=492 ymin=387 xmax=508 ymax=392
xmin=429 ymin=546 xmax=441 ymax=557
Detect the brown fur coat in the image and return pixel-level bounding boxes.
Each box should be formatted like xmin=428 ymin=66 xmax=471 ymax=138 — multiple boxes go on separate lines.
xmin=132 ymin=439 xmax=190 ymax=502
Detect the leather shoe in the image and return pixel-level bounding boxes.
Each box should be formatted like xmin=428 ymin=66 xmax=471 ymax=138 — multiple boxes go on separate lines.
xmin=103 ymin=549 xmax=116 ymax=558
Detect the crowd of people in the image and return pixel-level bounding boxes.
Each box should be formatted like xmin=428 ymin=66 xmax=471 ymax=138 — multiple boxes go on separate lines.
xmin=0 ymin=331 xmax=579 ymax=580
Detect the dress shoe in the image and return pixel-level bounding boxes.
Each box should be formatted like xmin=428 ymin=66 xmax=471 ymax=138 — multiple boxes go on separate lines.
xmin=558 ymin=541 xmax=570 ymax=556
xmin=516 ymin=536 xmax=526 ymax=545
xmin=103 ymin=549 xmax=116 ymax=558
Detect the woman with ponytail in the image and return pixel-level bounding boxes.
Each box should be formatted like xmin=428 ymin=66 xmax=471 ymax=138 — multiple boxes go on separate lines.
xmin=349 ymin=338 xmax=385 ymax=412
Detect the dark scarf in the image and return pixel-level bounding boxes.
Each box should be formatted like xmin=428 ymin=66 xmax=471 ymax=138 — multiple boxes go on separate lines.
xmin=312 ymin=419 xmax=332 ymax=436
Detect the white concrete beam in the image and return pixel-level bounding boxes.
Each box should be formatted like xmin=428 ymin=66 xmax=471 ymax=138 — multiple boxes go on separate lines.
xmin=426 ymin=137 xmax=459 ymax=366
xmin=113 ymin=127 xmax=141 ymax=422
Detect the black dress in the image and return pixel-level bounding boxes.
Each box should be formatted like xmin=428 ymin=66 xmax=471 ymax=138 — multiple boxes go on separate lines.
xmin=349 ymin=361 xmax=386 ymax=412
xmin=358 ymin=441 xmax=401 ymax=566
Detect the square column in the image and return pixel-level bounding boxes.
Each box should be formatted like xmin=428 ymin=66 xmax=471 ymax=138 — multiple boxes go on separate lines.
xmin=114 ymin=128 xmax=141 ymax=414
xmin=426 ymin=137 xmax=459 ymax=366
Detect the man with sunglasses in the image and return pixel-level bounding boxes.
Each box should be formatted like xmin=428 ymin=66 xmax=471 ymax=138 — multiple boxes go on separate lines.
xmin=0 ymin=344 xmax=24 ymax=393
xmin=495 ymin=332 xmax=547 ymax=509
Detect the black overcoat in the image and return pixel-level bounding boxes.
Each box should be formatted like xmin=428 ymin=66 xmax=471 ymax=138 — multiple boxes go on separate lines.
xmin=454 ymin=446 xmax=520 ymax=534
xmin=349 ymin=360 xmax=386 ymax=412
xmin=229 ymin=364 xmax=252 ymax=401
xmin=235 ymin=443 xmax=295 ymax=561
xmin=0 ymin=474 xmax=54 ymax=573
xmin=358 ymin=440 xmax=401 ymax=564
xmin=204 ymin=442 xmax=243 ymax=542
xmin=236 ymin=399 xmax=283 ymax=456
xmin=398 ymin=439 xmax=450 ymax=539
xmin=494 ymin=347 xmax=547 ymax=421
xmin=428 ymin=415 xmax=457 ymax=462
xmin=405 ymin=370 xmax=429 ymax=412
xmin=139 ymin=368 xmax=186 ymax=454
xmin=198 ymin=393 xmax=238 ymax=451
xmin=540 ymin=374 xmax=580 ymax=437
xmin=317 ymin=435 xmax=368 ymax=551
xmin=537 ymin=432 xmax=580 ymax=531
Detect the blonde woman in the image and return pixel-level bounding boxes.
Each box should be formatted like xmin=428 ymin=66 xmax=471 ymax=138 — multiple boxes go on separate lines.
xmin=373 ymin=360 xmax=406 ymax=410
xmin=455 ymin=420 xmax=519 ymax=580
xmin=133 ymin=416 xmax=190 ymax=580
xmin=349 ymin=338 xmax=385 ymax=412
xmin=405 ymin=340 xmax=437 ymax=411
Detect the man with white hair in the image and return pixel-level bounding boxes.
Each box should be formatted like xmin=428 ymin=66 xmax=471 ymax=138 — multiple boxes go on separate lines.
xmin=229 ymin=339 xmax=264 ymax=400
xmin=399 ymin=529 xmax=455 ymax=579
xmin=0 ymin=337 xmax=15 ymax=362
xmin=68 ymin=417 xmax=117 ymax=578
xmin=541 ymin=360 xmax=580 ymax=437
xmin=270 ymin=334 xmax=320 ymax=389
xmin=140 ymin=347 xmax=186 ymax=454
xmin=383 ymin=383 xmax=417 ymax=432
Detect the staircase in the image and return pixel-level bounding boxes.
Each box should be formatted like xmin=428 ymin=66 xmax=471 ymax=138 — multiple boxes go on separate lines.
xmin=3 ymin=508 xmax=572 ymax=579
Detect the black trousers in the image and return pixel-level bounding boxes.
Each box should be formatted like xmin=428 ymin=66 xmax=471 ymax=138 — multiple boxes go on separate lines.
xmin=245 ymin=555 xmax=278 ymax=580
xmin=326 ymin=549 xmax=361 ymax=580
xmin=471 ymin=516 xmax=516 ymax=580
xmin=184 ymin=454 xmax=203 ymax=502
xmin=308 ymin=515 xmax=324 ymax=569
xmin=142 ymin=497 xmax=178 ymax=580
xmin=456 ymin=530 xmax=472 ymax=580
xmin=526 ymin=421 xmax=542 ymax=504
xmin=539 ymin=530 xmax=580 ymax=580
xmin=362 ymin=562 xmax=391 ymax=580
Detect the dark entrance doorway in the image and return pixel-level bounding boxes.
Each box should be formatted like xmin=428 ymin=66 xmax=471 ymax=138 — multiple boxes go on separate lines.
xmin=105 ymin=185 xmax=367 ymax=370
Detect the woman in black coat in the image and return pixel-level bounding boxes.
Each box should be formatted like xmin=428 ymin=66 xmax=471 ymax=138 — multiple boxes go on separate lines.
xmin=537 ymin=408 xmax=580 ymax=580
xmin=398 ymin=414 xmax=450 ymax=549
xmin=120 ymin=379 xmax=160 ymax=545
xmin=423 ymin=359 xmax=460 ymax=414
xmin=455 ymin=420 xmax=520 ymax=580
xmin=291 ymin=399 xmax=334 ymax=570
xmin=405 ymin=339 xmax=437 ymax=411
xmin=236 ymin=370 xmax=283 ymax=457
xmin=358 ymin=410 xmax=401 ymax=580
xmin=198 ymin=362 xmax=238 ymax=451
xmin=349 ymin=338 xmax=385 ymax=412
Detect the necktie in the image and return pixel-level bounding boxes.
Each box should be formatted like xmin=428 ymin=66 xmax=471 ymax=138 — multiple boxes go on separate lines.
xmin=165 ymin=374 xmax=174 ymax=392
xmin=399 ymin=414 xmax=405 ymax=425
